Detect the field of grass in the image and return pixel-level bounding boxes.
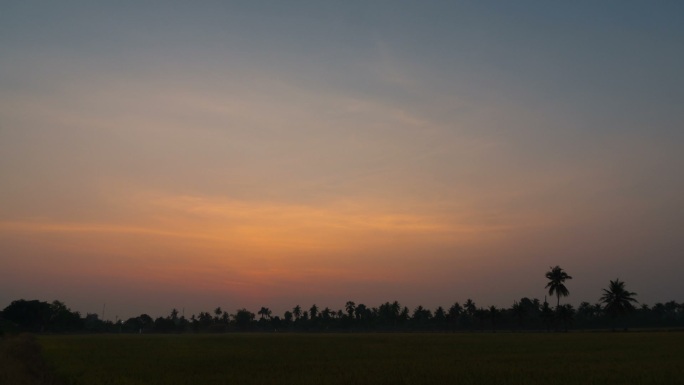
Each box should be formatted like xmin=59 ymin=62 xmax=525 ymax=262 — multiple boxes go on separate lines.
xmin=38 ymin=332 xmax=684 ymax=385
xmin=0 ymin=334 xmax=61 ymax=385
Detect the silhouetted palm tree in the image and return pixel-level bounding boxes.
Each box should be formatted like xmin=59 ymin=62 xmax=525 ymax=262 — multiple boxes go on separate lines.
xmin=412 ymin=305 xmax=432 ymax=329
xmin=234 ymin=308 xmax=255 ymax=330
xmin=464 ymin=299 xmax=476 ymax=316
xmin=447 ymin=302 xmax=462 ymax=331
xmin=399 ymin=306 xmax=410 ymax=323
xmin=355 ymin=304 xmax=368 ymax=320
xmin=292 ymin=305 xmax=302 ymax=320
xmin=213 ymin=307 xmax=222 ymax=322
xmin=545 ymin=266 xmax=572 ymax=309
xmin=448 ymin=302 xmax=462 ymax=318
xmin=600 ymin=279 xmax=638 ymax=326
xmin=283 ymin=311 xmax=293 ymax=323
xmin=258 ymin=307 xmax=271 ymax=320
xmin=434 ymin=306 xmax=447 ymax=329
xmin=309 ymin=304 xmax=319 ymax=320
xmin=321 ymin=307 xmax=332 ymax=321
xmin=345 ymin=301 xmax=356 ymax=318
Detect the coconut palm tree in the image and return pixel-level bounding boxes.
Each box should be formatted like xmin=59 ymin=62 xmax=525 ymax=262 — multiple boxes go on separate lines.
xmin=464 ymin=299 xmax=476 ymax=316
xmin=600 ymin=279 xmax=638 ymax=325
xmin=447 ymin=302 xmax=462 ymax=331
xmin=545 ymin=266 xmax=572 ymax=309
xmin=213 ymin=307 xmax=223 ymax=323
xmin=309 ymin=304 xmax=319 ymax=320
xmin=258 ymin=307 xmax=271 ymax=320
xmin=345 ymin=301 xmax=356 ymax=319
xmin=283 ymin=311 xmax=293 ymax=323
xmin=354 ymin=304 xmax=368 ymax=320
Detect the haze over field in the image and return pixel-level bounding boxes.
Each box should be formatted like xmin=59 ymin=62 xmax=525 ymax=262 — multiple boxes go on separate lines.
xmin=1 ymin=2 xmax=683 ymax=319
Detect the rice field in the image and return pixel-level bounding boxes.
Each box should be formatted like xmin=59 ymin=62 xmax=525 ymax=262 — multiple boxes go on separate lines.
xmin=36 ymin=332 xmax=684 ymax=385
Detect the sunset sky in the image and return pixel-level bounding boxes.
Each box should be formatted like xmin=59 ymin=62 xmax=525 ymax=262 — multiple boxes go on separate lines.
xmin=2 ymin=2 xmax=683 ymax=320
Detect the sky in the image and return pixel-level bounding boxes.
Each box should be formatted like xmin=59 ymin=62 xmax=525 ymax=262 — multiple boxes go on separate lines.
xmin=1 ymin=1 xmax=683 ymax=320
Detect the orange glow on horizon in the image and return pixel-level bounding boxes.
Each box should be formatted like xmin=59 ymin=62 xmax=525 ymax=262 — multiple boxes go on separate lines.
xmin=2 ymin=191 xmax=511 ymax=252
xmin=0 ymin=191 xmax=519 ymax=301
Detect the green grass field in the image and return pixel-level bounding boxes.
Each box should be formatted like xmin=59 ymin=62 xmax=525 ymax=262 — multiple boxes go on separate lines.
xmin=36 ymin=332 xmax=684 ymax=385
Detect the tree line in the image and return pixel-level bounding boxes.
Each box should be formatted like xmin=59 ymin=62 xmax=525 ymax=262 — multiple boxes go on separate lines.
xmin=2 ymin=267 xmax=682 ymax=334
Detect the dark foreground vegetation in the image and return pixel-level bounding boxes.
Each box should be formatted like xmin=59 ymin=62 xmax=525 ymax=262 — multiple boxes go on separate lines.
xmin=38 ymin=333 xmax=684 ymax=385
xmin=6 ymin=267 xmax=674 ymax=334
xmin=0 ymin=334 xmax=61 ymax=385
xmin=3 ymin=296 xmax=683 ymax=334
xmin=1 ymin=267 xmax=683 ymax=385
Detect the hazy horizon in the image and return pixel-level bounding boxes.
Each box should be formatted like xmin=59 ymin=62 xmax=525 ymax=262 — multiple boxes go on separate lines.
xmin=2 ymin=2 xmax=683 ymax=321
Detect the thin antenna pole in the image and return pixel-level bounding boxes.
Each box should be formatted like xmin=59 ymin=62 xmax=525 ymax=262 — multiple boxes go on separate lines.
xmin=102 ymin=303 xmax=106 ymax=320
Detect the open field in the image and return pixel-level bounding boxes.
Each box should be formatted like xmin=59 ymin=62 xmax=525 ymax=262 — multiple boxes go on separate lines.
xmin=37 ymin=332 xmax=684 ymax=385
xmin=0 ymin=334 xmax=59 ymax=385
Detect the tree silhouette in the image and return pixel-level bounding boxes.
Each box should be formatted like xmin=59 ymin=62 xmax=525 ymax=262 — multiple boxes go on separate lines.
xmin=448 ymin=302 xmax=462 ymax=318
xmin=283 ymin=311 xmax=293 ymax=324
xmin=269 ymin=316 xmax=282 ymax=331
xmin=49 ymin=300 xmax=82 ymax=332
xmin=399 ymin=306 xmax=410 ymax=324
xmin=464 ymin=299 xmax=476 ymax=316
xmin=309 ymin=304 xmax=319 ymax=320
xmin=258 ymin=307 xmax=272 ymax=320
xmin=447 ymin=302 xmax=462 ymax=331
xmin=488 ymin=306 xmax=501 ymax=332
xmin=577 ymin=302 xmax=596 ymax=327
xmin=2 ymin=299 xmax=80 ymax=332
xmin=600 ymin=279 xmax=638 ymax=329
xmin=198 ymin=312 xmax=213 ymax=328
xmin=411 ymin=306 xmax=432 ymax=330
xmin=345 ymin=301 xmax=356 ymax=319
xmin=461 ymin=299 xmax=476 ymax=330
xmin=433 ymin=306 xmax=447 ymax=330
xmin=556 ymin=304 xmax=575 ymax=332
xmin=474 ymin=308 xmax=488 ymax=330
xmin=511 ymin=301 xmax=526 ymax=329
xmin=7 ymin=290 xmax=684 ymax=334
xmin=540 ymin=300 xmax=554 ymax=331
xmin=234 ymin=308 xmax=255 ymax=330
xmin=545 ymin=266 xmax=572 ymax=309
xmin=220 ymin=312 xmax=229 ymax=325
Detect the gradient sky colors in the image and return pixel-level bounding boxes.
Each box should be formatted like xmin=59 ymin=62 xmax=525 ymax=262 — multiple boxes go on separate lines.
xmin=2 ymin=2 xmax=683 ymax=319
